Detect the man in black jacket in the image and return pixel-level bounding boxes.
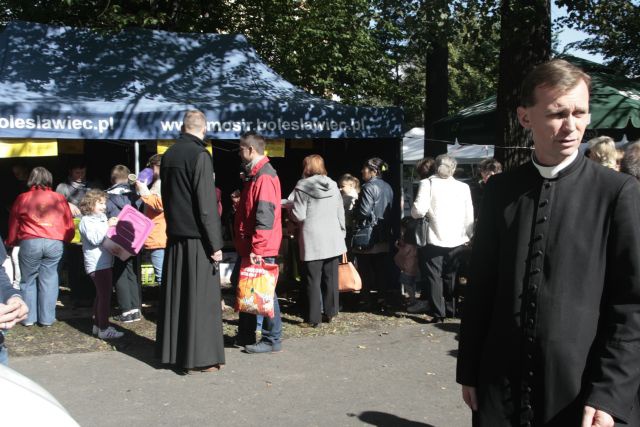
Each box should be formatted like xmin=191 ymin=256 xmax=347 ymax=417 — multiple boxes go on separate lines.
xmin=457 ymin=59 xmax=640 ymax=426
xmin=156 ymin=110 xmax=225 ymax=373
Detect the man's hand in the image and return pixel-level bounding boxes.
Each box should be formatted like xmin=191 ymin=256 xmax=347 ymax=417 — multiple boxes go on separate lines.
xmin=69 ymin=202 xmax=81 ymax=217
xmin=210 ymin=250 xmax=223 ymax=262
xmin=582 ymin=406 xmax=614 ymax=427
xmin=0 ymin=297 xmax=28 ymax=330
xmin=249 ymin=252 xmax=262 ymax=265
xmin=462 ymin=385 xmax=478 ymax=411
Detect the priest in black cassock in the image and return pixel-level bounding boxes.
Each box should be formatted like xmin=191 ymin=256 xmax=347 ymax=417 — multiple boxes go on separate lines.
xmin=156 ymin=110 xmax=225 ymax=373
xmin=457 ymin=59 xmax=640 ymax=426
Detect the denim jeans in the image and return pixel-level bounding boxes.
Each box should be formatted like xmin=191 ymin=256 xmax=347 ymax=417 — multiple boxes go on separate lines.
xmin=236 ymin=256 xmax=282 ymax=344
xmin=150 ymin=248 xmax=165 ymax=284
xmin=19 ymin=238 xmax=64 ymax=325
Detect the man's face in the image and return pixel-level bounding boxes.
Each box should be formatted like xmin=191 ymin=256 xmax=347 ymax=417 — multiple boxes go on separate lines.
xmin=70 ymin=167 xmax=86 ymax=182
xmin=238 ymin=144 xmax=253 ymax=163
xmin=517 ymin=80 xmax=591 ymax=166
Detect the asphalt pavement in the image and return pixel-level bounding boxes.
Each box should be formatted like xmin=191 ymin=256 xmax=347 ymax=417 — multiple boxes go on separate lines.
xmin=10 ymin=322 xmax=470 ymax=427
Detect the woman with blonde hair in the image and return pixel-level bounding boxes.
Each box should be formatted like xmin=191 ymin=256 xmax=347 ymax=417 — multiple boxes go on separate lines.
xmin=587 ymin=136 xmax=617 ymax=170
xmin=290 ymin=155 xmax=346 ymax=327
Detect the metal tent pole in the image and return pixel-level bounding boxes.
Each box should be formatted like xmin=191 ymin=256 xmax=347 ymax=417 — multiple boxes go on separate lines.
xmin=134 ymin=140 xmax=140 ymax=175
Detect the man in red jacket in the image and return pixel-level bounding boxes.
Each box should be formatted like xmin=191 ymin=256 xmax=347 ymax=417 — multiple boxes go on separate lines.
xmin=234 ymin=131 xmax=283 ymax=354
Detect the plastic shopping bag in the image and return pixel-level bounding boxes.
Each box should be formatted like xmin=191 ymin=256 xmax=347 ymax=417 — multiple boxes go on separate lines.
xmin=235 ymin=259 xmax=279 ymax=318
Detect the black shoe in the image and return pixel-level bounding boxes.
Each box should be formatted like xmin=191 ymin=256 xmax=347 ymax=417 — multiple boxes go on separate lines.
xmin=427 ymin=316 xmax=445 ymax=324
xmin=299 ymin=322 xmax=320 ymax=328
xmin=232 ymin=336 xmax=255 ymax=348
xmin=321 ymin=314 xmax=333 ymax=324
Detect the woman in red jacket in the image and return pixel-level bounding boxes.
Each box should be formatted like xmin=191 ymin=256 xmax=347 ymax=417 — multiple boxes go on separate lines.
xmin=5 ymin=167 xmax=74 ymax=327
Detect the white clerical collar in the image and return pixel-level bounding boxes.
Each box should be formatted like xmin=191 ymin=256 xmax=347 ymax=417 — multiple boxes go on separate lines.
xmin=532 ymin=150 xmax=579 ymax=179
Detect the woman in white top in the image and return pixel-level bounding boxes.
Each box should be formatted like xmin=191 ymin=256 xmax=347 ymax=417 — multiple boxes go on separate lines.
xmin=411 ymin=154 xmax=474 ymax=322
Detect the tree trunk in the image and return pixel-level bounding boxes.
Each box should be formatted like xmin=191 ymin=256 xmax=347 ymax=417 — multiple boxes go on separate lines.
xmin=424 ymin=40 xmax=449 ymax=158
xmin=496 ymin=0 xmax=551 ymax=170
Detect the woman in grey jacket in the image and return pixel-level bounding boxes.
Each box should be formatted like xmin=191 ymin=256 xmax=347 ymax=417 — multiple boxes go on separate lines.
xmin=290 ymin=155 xmax=346 ymax=327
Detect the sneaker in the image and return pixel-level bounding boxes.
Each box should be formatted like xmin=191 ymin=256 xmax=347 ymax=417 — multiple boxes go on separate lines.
xmin=112 ymin=313 xmax=131 ymax=322
xmin=245 ymin=340 xmax=282 ymax=354
xmin=98 ymin=326 xmax=124 ymax=340
xmin=407 ymin=300 xmax=431 ymax=314
xmin=113 ymin=311 xmax=141 ymax=323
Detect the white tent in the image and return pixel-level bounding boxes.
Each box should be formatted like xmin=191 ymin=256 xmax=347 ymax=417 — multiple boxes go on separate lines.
xmin=403 ymin=127 xmax=494 ymax=164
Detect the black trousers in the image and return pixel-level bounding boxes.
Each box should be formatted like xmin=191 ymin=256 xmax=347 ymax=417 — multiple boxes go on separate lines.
xmin=63 ymin=244 xmax=95 ymax=302
xmin=113 ymin=256 xmax=140 ymax=313
xmin=421 ymin=244 xmax=463 ymax=318
xmin=355 ymin=252 xmax=389 ymax=296
xmin=304 ymin=256 xmax=339 ymax=324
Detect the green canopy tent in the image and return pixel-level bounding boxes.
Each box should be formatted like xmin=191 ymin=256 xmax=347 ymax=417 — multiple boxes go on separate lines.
xmin=434 ymin=58 xmax=640 ymax=145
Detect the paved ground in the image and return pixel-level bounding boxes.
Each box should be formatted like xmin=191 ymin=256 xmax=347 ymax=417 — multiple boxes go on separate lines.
xmin=10 ymin=322 xmax=470 ymax=427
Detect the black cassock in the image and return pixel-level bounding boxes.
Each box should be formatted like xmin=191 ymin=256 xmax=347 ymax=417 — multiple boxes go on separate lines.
xmin=458 ymin=154 xmax=640 ymax=426
xmin=156 ymin=138 xmax=224 ymax=369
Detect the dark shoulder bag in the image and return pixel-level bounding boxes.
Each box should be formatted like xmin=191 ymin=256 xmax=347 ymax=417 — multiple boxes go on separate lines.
xmin=414 ymin=216 xmax=429 ymax=247
xmin=351 ymin=213 xmax=378 ymax=251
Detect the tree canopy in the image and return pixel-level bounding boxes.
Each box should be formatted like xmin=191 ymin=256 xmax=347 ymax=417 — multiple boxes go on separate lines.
xmin=557 ymin=0 xmax=640 ymax=77
xmin=0 ymin=0 xmax=634 ymax=158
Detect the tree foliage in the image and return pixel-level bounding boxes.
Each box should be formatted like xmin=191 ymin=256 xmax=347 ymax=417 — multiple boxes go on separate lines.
xmin=556 ymin=0 xmax=640 ymax=77
xmin=448 ymin=2 xmax=500 ymax=115
xmin=0 ymin=0 xmax=499 ymax=134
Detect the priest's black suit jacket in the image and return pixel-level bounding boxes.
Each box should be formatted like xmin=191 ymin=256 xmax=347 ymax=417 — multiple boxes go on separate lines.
xmin=457 ymin=154 xmax=640 ymax=426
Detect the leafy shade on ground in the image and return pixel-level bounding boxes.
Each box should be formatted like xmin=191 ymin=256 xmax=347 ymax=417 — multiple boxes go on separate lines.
xmin=6 ymin=286 xmax=449 ymax=358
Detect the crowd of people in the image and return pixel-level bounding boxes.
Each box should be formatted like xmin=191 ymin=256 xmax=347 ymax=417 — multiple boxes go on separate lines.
xmin=0 ymin=58 xmax=639 ymax=425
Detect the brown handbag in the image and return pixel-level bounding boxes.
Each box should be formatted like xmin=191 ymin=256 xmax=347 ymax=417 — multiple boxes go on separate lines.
xmin=338 ymin=253 xmax=362 ymax=293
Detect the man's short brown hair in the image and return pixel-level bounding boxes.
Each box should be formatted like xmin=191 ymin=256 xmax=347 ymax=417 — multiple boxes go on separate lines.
xmin=302 ymin=154 xmax=327 ymax=177
xmin=240 ymin=131 xmax=266 ymax=155
xmin=520 ymin=59 xmax=592 ymax=107
xmin=110 ymin=164 xmax=130 ymax=183
xmin=183 ymin=110 xmax=206 ymax=135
